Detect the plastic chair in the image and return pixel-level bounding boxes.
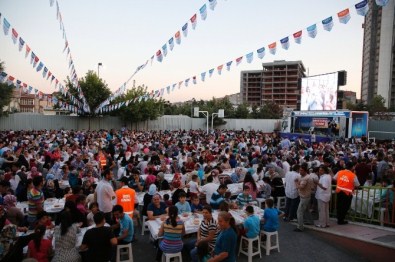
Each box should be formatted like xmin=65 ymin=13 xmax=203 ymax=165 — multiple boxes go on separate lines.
xmin=276 ymin=196 xmax=286 ymax=209
xmin=162 ymin=251 xmax=182 ymax=262
xmin=141 ymin=215 xmax=150 ymax=235
xmin=116 ymin=243 xmax=133 ymax=262
xmin=260 ymin=231 xmax=280 ymax=256
xmin=238 ymin=235 xmax=261 ymax=262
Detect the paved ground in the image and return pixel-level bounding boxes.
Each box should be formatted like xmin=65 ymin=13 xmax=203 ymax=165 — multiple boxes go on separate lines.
xmin=132 ymin=219 xmax=395 ymax=261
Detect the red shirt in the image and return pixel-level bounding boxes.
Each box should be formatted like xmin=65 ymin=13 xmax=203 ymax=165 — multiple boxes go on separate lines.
xmin=28 ymin=238 xmax=52 ymax=262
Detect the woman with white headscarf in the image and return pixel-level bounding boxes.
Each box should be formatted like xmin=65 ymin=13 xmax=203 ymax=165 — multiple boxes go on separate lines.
xmin=142 ymin=184 xmax=157 ymax=217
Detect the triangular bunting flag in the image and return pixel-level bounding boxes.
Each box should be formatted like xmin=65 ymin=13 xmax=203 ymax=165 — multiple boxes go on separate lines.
xmin=185 ymin=78 xmax=190 ymax=87
xmin=25 ymin=44 xmax=31 ymax=58
xmin=190 ymin=14 xmax=197 ymax=30
xmin=257 ymin=47 xmax=265 ymax=59
xmin=338 ymin=9 xmax=351 ymax=24
xmin=376 ymin=0 xmax=389 ymax=6
xmin=172 ymin=83 xmax=176 ymax=91
xmin=355 ymin=0 xmax=369 ymax=16
xmin=200 ymin=4 xmax=207 ymax=20
xmin=307 ymin=24 xmax=317 ymax=38
xmin=268 ymin=42 xmax=277 ymax=55
xmin=236 ymin=56 xmax=243 ymax=66
xmin=18 ymin=37 xmax=25 ymax=51
xmin=201 ymin=72 xmax=206 ymax=81
xmin=11 ymin=28 xmax=18 ymax=44
xmin=182 ymin=23 xmax=188 ymax=37
xmin=156 ymin=50 xmax=163 ymax=62
xmin=209 ymin=68 xmax=214 ymax=77
xmin=293 ymin=31 xmax=302 ymax=44
xmin=162 ymin=44 xmax=168 ymax=57
xmin=3 ymin=18 xmax=10 ymax=35
xmin=246 ymin=52 xmax=254 ymax=63
xmin=217 ymin=65 xmax=223 ymax=75
xmin=280 ymin=37 xmax=290 ymax=50
xmin=175 ymin=31 xmax=181 ymax=45
xmin=168 ymin=37 xmax=174 ymax=51
xmin=322 ymin=16 xmax=333 ymax=31
xmin=209 ymin=0 xmax=217 ymax=10
xmin=226 ymin=61 xmax=233 ymax=71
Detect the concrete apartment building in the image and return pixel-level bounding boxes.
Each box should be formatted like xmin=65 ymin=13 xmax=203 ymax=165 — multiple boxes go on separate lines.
xmin=241 ymin=60 xmax=306 ymax=109
xmin=3 ymin=90 xmax=41 ymax=113
xmin=337 ymin=90 xmax=357 ymax=109
xmin=361 ymin=0 xmax=395 ymax=108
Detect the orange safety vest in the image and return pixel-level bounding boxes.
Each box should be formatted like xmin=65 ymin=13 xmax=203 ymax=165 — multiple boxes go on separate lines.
xmin=336 ymin=169 xmax=355 ymax=196
xmin=99 ymin=153 xmax=107 ymax=169
xmin=116 ymin=187 xmax=136 ymax=218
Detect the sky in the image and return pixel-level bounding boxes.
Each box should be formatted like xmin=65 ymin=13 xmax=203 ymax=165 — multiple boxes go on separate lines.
xmin=0 ymin=0 xmax=366 ymax=104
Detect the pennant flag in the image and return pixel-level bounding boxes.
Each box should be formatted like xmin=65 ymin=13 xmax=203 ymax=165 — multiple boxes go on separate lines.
xmin=18 ymin=37 xmax=25 ymax=51
xmin=178 ymin=81 xmax=183 ymax=88
xmin=51 ymin=75 xmax=55 ymax=83
xmin=15 ymin=80 xmax=21 ymax=88
xmin=268 ymin=42 xmax=277 ymax=55
xmin=50 ymin=0 xmax=54 ymax=7
xmin=201 ymin=72 xmax=206 ymax=81
xmin=29 ymin=50 xmax=35 ymax=65
xmin=156 ymin=50 xmax=163 ymax=62
xmin=166 ymin=86 xmax=171 ymax=94
xmin=355 ymin=0 xmax=369 ymax=16
xmin=376 ymin=0 xmax=389 ymax=6
xmin=217 ymin=65 xmax=223 ymax=75
xmin=200 ymin=4 xmax=207 ymax=20
xmin=7 ymin=75 xmax=15 ymax=86
xmin=168 ymin=37 xmax=174 ymax=51
xmin=11 ymin=28 xmax=18 ymax=44
xmin=162 ymin=44 xmax=168 ymax=57
xmin=43 ymin=67 xmax=48 ymax=78
xmin=209 ymin=68 xmax=214 ymax=77
xmin=182 ymin=23 xmax=188 ymax=37
xmin=33 ymin=54 xmax=40 ymax=68
xmin=322 ymin=16 xmax=333 ymax=31
xmin=0 ymin=72 xmax=7 ymax=83
xmin=193 ymin=76 xmax=197 ymax=84
xmin=150 ymin=55 xmax=154 ymax=65
xmin=185 ymin=78 xmax=190 ymax=87
xmin=190 ymin=14 xmax=197 ymax=30
xmin=172 ymin=83 xmax=176 ymax=91
xmin=209 ymin=0 xmax=217 ymax=10
xmin=293 ymin=31 xmax=302 ymax=44
xmin=337 ymin=9 xmax=351 ymax=24
xmin=3 ymin=18 xmax=10 ymax=35
xmin=226 ymin=61 xmax=233 ymax=71
xmin=236 ymin=56 xmax=243 ymax=66
xmin=25 ymin=44 xmax=31 ymax=58
xmin=307 ymin=24 xmax=317 ymax=38
xmin=160 ymin=88 xmax=165 ymax=97
xmin=246 ymin=52 xmax=254 ymax=63
xmin=175 ymin=31 xmax=181 ymax=45
xmin=28 ymin=86 xmax=33 ymax=94
xmin=47 ymin=71 xmax=52 ymax=80
xmin=257 ymin=47 xmax=265 ymax=59
xmin=63 ymin=41 xmax=68 ymax=52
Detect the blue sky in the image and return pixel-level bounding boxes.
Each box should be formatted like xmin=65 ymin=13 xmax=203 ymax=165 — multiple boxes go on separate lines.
xmin=0 ymin=0 xmax=365 ymax=103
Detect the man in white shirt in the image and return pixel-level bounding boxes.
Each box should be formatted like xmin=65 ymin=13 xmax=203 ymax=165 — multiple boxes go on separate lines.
xmin=284 ymin=164 xmax=301 ymax=221
xmin=201 ymin=175 xmax=219 ymax=204
xmin=95 ymin=168 xmax=116 ymax=224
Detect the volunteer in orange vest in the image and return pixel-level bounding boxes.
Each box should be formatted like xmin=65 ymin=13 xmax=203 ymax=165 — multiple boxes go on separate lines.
xmin=98 ymin=148 xmax=107 ymax=170
xmin=333 ymin=161 xmax=360 ymax=225
xmin=115 ymin=177 xmax=139 ymax=220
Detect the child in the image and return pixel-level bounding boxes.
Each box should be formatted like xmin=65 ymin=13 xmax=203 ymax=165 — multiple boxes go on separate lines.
xmin=190 ymin=196 xmax=203 ymax=213
xmin=87 ymin=202 xmax=99 ymax=226
xmin=197 ymin=240 xmax=211 ymax=262
xmin=236 ymin=186 xmax=253 ymax=208
xmin=36 ymin=211 xmax=54 ymax=230
xmin=76 ymin=194 xmax=88 ymax=215
xmin=63 ymin=187 xmax=72 ymax=199
xmin=27 ymin=225 xmax=53 ymax=262
xmin=243 ymin=205 xmax=260 ymax=239
xmin=175 ymin=192 xmax=191 ymax=215
xmin=163 ymin=194 xmax=173 ymax=207
xmin=188 ymin=174 xmax=200 ymax=199
xmin=262 ymin=198 xmax=284 ymax=233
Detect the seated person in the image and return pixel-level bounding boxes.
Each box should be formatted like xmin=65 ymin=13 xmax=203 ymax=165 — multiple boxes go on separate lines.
xmin=210 ymin=184 xmax=227 ymax=210
xmin=236 ymin=186 xmax=253 ymax=208
xmin=190 ymin=196 xmax=203 ymax=213
xmin=175 ymin=192 xmax=191 ymax=215
xmin=35 ymin=211 xmax=54 ymax=230
xmin=87 ymin=202 xmax=99 ymax=226
xmin=242 ymin=205 xmax=260 ymax=239
xmin=112 ymin=205 xmax=134 ymax=244
xmin=261 ymin=198 xmax=284 ymax=233
xmin=147 ymin=194 xmax=168 ymax=220
xmin=163 ymin=194 xmax=173 ymax=207
xmin=258 ymin=177 xmax=272 ymax=199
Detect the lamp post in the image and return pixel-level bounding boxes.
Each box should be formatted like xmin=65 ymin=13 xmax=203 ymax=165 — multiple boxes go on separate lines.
xmin=97 ymin=62 xmax=102 ymax=78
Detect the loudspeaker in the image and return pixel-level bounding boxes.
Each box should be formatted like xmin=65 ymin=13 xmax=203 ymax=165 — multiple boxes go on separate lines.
xmin=338 ymin=70 xmax=347 ymax=86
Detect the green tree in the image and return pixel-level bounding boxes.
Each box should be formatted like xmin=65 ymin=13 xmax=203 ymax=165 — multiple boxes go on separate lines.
xmin=234 ymin=103 xmax=250 ymax=118
xmin=0 ymin=61 xmax=14 ymax=116
xmin=345 ymin=101 xmax=367 ymax=111
xmin=368 ymin=95 xmax=390 ymax=120
xmin=114 ymin=85 xmax=165 ymax=123
xmin=259 ymin=100 xmax=283 ymax=119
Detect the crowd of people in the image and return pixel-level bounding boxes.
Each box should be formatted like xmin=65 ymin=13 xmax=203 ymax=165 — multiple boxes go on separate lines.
xmin=0 ymin=128 xmax=394 ymax=261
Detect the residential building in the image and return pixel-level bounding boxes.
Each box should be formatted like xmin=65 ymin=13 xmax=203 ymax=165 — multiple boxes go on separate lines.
xmin=337 ymin=90 xmax=357 ymax=109
xmin=3 ymin=90 xmax=40 ymax=113
xmin=241 ymin=60 xmax=306 ymax=109
xmin=361 ymin=0 xmax=395 ymax=107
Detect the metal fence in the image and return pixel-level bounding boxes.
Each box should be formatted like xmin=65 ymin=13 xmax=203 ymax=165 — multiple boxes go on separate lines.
xmin=329 ymin=186 xmax=394 ymax=227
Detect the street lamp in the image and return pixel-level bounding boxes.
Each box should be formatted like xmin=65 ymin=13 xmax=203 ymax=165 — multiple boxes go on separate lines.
xmin=97 ymin=62 xmax=102 ymax=78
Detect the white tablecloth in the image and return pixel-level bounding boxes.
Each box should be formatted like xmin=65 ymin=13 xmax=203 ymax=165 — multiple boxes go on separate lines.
xmin=350 ymin=190 xmax=381 ymax=218
xmin=16 ymin=198 xmax=65 ymax=214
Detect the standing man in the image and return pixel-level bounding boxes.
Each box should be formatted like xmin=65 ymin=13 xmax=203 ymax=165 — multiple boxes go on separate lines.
xmin=284 ymin=164 xmax=301 ymax=222
xmin=334 ymin=162 xmax=360 ymax=225
xmin=27 ymin=176 xmax=45 ymax=229
xmin=95 ymin=168 xmax=116 ymax=224
xmin=116 ymin=177 xmax=139 ymax=224
xmin=294 ymin=163 xmax=314 ymax=232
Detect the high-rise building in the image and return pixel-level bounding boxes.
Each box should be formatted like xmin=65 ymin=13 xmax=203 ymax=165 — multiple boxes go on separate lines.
xmin=240 ymin=60 xmax=306 ymax=109
xmin=361 ymin=0 xmax=395 ymax=108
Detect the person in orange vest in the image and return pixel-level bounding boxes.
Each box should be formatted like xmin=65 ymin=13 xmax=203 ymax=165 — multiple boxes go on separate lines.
xmin=333 ymin=161 xmax=360 ymax=225
xmin=115 ymin=177 xmax=139 ymax=223
xmin=98 ymin=148 xmax=107 ymax=171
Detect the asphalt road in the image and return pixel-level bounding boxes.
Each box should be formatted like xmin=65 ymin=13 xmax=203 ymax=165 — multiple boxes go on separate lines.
xmin=131 ymin=220 xmax=387 ymax=262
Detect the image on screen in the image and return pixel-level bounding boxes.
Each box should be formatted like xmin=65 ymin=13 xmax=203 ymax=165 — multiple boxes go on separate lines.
xmin=300 ymin=72 xmax=338 ymax=111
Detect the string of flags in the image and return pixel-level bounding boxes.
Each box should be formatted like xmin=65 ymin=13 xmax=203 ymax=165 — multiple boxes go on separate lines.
xmin=94 ymin=0 xmax=222 ymax=114
xmin=98 ymin=0 xmax=385 ymax=114
xmin=0 ymin=70 xmax=80 ymax=114
xmin=49 ymin=0 xmax=91 ymax=114
xmin=0 ymin=13 xmax=84 ymax=112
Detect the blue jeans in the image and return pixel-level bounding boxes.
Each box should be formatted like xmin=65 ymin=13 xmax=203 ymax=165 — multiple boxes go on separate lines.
xmin=184 ymin=239 xmax=198 ymax=262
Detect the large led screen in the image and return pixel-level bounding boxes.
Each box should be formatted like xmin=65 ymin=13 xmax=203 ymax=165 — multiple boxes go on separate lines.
xmin=300 ymin=72 xmax=338 ymax=111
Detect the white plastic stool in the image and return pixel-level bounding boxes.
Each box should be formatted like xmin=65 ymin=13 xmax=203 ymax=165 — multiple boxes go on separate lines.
xmin=116 ymin=243 xmax=133 ymax=262
xmin=162 ymin=252 xmax=182 ymax=262
xmin=256 ymin=198 xmax=266 ymax=209
xmin=374 ymin=207 xmax=387 ymax=226
xmin=276 ymin=197 xmax=286 ymax=209
xmin=260 ymin=231 xmax=280 ymax=256
xmin=141 ymin=215 xmax=150 ymax=235
xmin=238 ymin=235 xmax=261 ymax=262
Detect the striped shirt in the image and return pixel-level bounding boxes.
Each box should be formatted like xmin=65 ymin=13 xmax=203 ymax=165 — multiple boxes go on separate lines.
xmin=159 ymin=220 xmax=184 ymax=254
xmin=199 ymin=217 xmax=219 ymax=250
xmin=27 ymin=187 xmax=44 ymax=218
xmin=236 ymin=193 xmax=253 ymax=207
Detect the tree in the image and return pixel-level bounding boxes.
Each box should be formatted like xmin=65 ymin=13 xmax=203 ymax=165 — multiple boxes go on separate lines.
xmin=368 ymin=95 xmax=390 ymax=120
xmin=0 ymin=61 xmax=13 ymax=116
xmin=346 ymin=101 xmax=367 ymax=111
xmin=114 ymin=85 xmax=165 ymax=124
xmin=259 ymin=101 xmax=283 ymax=119
xmin=234 ymin=103 xmax=250 ymax=118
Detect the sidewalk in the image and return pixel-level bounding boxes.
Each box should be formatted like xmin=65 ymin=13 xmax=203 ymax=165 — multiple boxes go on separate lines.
xmin=303 ymin=219 xmax=395 ymax=250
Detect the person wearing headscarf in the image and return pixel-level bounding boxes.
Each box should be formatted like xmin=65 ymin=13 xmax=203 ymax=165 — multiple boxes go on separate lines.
xmin=142 ymin=184 xmax=157 ymax=217
xmin=3 ymin=195 xmax=24 ymax=226
xmin=156 ymin=172 xmax=170 ymax=191
xmin=27 ymin=167 xmax=42 ymax=180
